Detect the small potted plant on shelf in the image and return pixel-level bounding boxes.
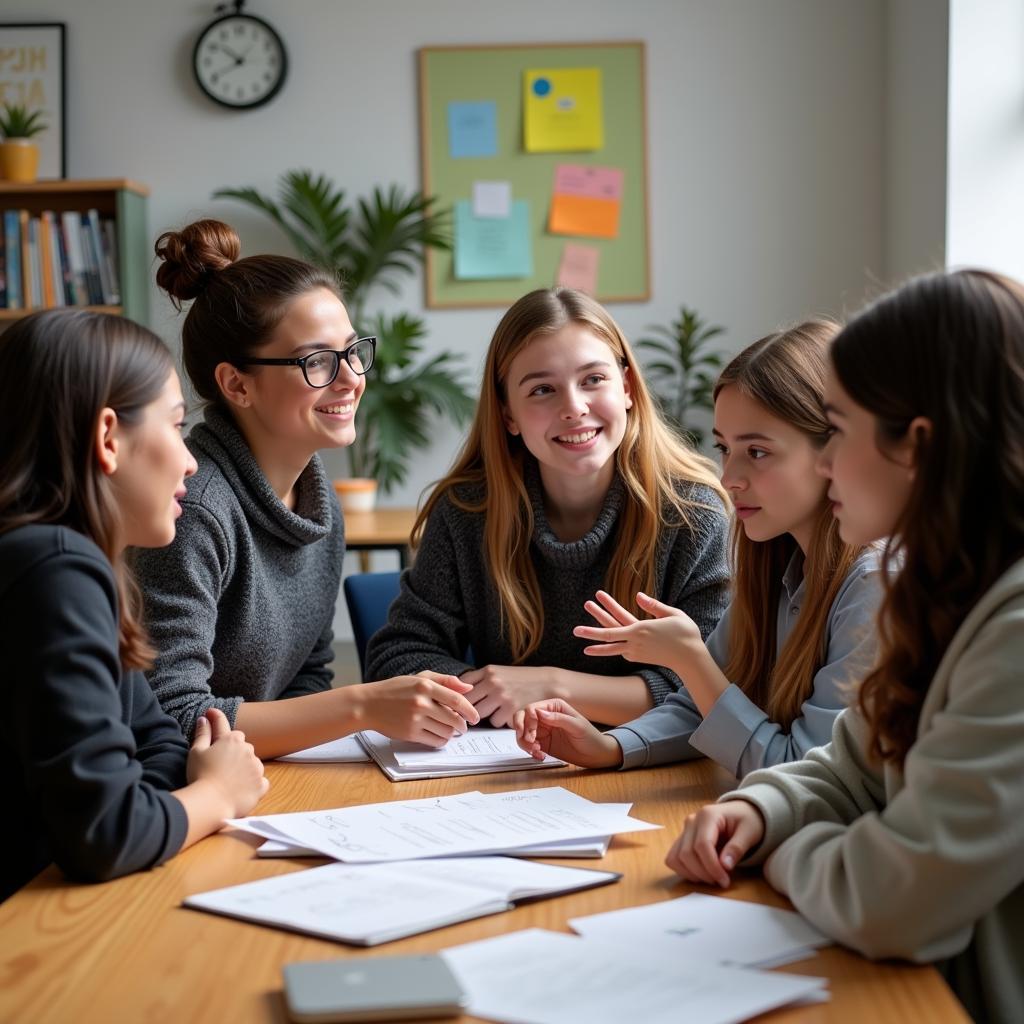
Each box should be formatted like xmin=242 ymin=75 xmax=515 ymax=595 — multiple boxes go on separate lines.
xmin=636 ymin=305 xmax=727 ymax=447
xmin=0 ymin=103 xmax=47 ymax=183
xmin=214 ymin=170 xmax=475 ymax=509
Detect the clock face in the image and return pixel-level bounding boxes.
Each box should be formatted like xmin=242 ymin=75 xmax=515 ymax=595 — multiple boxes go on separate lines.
xmin=193 ymin=14 xmax=287 ymax=110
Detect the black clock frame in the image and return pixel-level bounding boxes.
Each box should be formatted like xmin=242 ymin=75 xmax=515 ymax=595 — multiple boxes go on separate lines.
xmin=192 ymin=10 xmax=288 ymax=111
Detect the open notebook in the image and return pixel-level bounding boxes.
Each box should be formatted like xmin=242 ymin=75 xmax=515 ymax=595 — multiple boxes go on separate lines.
xmin=184 ymin=856 xmax=619 ymax=946
xmin=358 ymin=727 xmax=565 ymax=780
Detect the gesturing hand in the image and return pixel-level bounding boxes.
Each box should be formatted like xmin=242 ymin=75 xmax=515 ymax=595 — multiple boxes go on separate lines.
xmin=512 ymin=699 xmax=622 ymax=768
xmin=664 ymin=800 xmax=766 ymax=888
xmin=573 ymin=589 xmax=703 ymax=671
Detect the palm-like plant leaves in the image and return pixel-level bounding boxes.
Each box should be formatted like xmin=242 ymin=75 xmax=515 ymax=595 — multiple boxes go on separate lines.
xmin=637 ymin=307 xmax=726 ymax=444
xmin=214 ymin=172 xmax=465 ymax=495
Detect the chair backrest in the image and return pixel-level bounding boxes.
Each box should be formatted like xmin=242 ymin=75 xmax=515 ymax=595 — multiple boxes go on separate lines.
xmin=343 ymin=571 xmax=402 ymax=681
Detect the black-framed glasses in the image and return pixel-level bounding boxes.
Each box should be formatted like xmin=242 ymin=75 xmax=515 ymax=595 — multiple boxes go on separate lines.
xmin=240 ymin=336 xmax=376 ymax=388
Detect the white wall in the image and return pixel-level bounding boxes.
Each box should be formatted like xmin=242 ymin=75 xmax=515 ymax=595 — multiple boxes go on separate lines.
xmin=946 ymin=0 xmax=1024 ymax=279
xmin=885 ymin=0 xmax=948 ymax=283
xmin=6 ymin=0 xmax=893 ymax=638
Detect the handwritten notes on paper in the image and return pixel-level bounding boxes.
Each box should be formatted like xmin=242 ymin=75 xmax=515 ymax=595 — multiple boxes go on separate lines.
xmin=448 ymin=100 xmax=498 ymax=159
xmin=549 ymin=164 xmax=624 ymax=239
xmin=524 ymin=68 xmax=603 ymax=152
xmin=228 ymin=786 xmax=660 ymax=863
xmin=454 ymin=199 xmax=532 ymax=280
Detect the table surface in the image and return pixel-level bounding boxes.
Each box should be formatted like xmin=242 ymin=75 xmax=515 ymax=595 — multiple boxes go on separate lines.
xmin=1 ymin=758 xmax=969 ymax=1024
xmin=342 ymin=507 xmax=418 ymax=547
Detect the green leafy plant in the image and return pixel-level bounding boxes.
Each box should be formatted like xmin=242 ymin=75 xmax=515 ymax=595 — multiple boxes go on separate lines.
xmin=214 ymin=170 xmax=475 ymax=493
xmin=636 ymin=306 xmax=726 ymax=446
xmin=0 ymin=103 xmax=47 ymax=139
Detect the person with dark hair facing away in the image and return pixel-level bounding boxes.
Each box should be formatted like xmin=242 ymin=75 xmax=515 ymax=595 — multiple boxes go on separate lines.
xmin=0 ymin=309 xmax=268 ymax=902
xmin=669 ymin=270 xmax=1024 ymax=1024
xmin=514 ymin=320 xmax=882 ymax=776
xmin=134 ymin=220 xmax=479 ymax=760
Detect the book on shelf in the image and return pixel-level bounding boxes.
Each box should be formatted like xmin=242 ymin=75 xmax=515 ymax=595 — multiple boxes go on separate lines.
xmin=3 ymin=211 xmax=20 ymax=309
xmin=1 ymin=206 xmax=124 ymax=312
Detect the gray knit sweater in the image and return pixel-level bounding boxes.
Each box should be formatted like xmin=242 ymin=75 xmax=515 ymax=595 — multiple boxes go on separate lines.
xmin=364 ymin=464 xmax=730 ymax=705
xmin=132 ymin=407 xmax=344 ymax=738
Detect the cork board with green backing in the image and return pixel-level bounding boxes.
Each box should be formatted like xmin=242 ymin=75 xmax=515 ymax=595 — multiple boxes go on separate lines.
xmin=419 ymin=42 xmax=649 ymax=308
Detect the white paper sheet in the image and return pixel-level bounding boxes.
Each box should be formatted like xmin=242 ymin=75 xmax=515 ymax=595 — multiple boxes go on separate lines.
xmin=228 ymin=787 xmax=659 ymax=863
xmin=570 ymin=892 xmax=829 ymax=968
xmin=184 ymin=858 xmax=618 ymax=946
xmin=472 ymin=180 xmax=512 ymax=218
xmin=256 ymin=804 xmax=631 ymax=859
xmin=391 ymin=728 xmax=546 ymax=767
xmin=276 ymin=735 xmax=371 ymax=763
xmin=441 ymin=928 xmax=828 ymax=1024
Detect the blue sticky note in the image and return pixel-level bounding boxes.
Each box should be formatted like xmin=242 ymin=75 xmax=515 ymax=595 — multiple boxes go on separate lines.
xmin=448 ymin=101 xmax=498 ymax=159
xmin=454 ymin=199 xmax=533 ymax=280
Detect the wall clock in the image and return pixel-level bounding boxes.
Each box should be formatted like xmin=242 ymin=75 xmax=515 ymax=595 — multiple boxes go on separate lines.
xmin=193 ymin=1 xmax=287 ymax=110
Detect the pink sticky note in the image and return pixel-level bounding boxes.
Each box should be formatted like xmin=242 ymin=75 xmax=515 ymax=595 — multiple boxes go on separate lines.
xmin=553 ymin=164 xmax=624 ymax=202
xmin=557 ymin=243 xmax=601 ymax=294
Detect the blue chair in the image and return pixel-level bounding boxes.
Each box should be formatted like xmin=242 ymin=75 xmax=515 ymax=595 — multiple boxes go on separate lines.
xmin=343 ymin=571 xmax=401 ymax=681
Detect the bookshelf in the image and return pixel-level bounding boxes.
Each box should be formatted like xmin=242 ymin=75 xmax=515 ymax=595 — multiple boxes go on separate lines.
xmin=0 ymin=179 xmax=149 ymax=326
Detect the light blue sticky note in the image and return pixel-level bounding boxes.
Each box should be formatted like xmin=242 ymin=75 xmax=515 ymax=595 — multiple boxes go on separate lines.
xmin=448 ymin=101 xmax=498 ymax=159
xmin=454 ymin=199 xmax=533 ymax=280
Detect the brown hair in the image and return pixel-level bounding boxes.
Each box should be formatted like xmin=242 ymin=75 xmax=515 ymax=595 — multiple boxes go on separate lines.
xmin=713 ymin=319 xmax=866 ymax=729
xmin=832 ymin=269 xmax=1024 ymax=764
xmin=154 ymin=218 xmax=341 ymax=404
xmin=0 ymin=309 xmax=175 ymax=669
xmin=414 ymin=288 xmax=728 ymax=661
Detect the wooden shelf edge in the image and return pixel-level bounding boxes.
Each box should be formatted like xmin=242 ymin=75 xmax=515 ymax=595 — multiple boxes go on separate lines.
xmin=0 ymin=305 xmax=123 ymax=321
xmin=0 ymin=179 xmax=149 ymax=197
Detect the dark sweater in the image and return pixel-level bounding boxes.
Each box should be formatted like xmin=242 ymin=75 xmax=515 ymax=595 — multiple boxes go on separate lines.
xmin=1 ymin=524 xmax=189 ymax=902
xmin=132 ymin=407 xmax=345 ymax=739
xmin=365 ymin=466 xmax=730 ymax=704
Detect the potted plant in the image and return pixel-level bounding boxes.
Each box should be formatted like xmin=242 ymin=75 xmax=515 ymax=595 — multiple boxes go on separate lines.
xmin=636 ymin=305 xmax=726 ymax=447
xmin=0 ymin=104 xmax=47 ymax=183
xmin=214 ymin=170 xmax=475 ymax=508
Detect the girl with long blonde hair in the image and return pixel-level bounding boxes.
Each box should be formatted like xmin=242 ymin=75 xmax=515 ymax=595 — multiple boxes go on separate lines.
xmin=365 ymin=288 xmax=730 ymax=726
xmin=515 ymin=319 xmax=882 ymax=775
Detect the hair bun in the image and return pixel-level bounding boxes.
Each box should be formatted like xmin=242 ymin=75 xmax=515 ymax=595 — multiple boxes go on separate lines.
xmin=154 ymin=219 xmax=241 ymax=302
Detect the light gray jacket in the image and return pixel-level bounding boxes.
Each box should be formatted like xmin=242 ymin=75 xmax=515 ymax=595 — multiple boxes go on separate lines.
xmin=728 ymin=557 xmax=1024 ymax=1024
xmin=608 ymin=548 xmax=882 ymax=777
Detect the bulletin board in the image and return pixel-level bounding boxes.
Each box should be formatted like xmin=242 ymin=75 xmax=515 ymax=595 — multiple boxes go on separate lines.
xmin=419 ymin=42 xmax=649 ymax=308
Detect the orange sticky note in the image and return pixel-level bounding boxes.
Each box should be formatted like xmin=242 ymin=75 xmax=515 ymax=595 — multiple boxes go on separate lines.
xmin=548 ymin=193 xmax=620 ymax=239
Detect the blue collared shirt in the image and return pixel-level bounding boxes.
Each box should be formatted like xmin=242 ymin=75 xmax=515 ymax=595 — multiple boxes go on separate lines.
xmin=607 ymin=547 xmax=882 ymax=778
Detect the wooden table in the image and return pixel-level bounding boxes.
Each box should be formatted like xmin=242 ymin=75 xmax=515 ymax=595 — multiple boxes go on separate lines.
xmin=0 ymin=759 xmax=968 ymax=1024
xmin=343 ymin=507 xmax=417 ymax=571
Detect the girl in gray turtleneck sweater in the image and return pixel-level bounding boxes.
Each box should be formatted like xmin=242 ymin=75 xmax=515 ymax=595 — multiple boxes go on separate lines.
xmin=366 ymin=288 xmax=730 ymax=727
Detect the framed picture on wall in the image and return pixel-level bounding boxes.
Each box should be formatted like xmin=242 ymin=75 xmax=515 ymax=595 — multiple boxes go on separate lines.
xmin=0 ymin=22 xmax=66 ymax=178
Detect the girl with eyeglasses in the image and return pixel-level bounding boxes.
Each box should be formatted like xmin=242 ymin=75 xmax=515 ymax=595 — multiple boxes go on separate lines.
xmin=365 ymin=288 xmax=731 ymax=728
xmin=133 ymin=219 xmax=479 ymax=760
xmin=0 ymin=310 xmax=267 ymax=901
xmin=668 ymin=270 xmax=1024 ymax=1024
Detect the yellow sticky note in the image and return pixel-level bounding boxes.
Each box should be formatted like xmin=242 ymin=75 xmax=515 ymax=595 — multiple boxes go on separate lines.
xmin=524 ymin=68 xmax=603 ymax=153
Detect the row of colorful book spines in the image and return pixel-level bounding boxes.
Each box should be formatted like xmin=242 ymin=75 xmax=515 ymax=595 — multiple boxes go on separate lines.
xmin=0 ymin=208 xmax=122 ymax=312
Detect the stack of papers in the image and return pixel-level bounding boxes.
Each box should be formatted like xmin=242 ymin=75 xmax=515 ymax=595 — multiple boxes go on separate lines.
xmin=257 ymin=802 xmax=632 ymax=860
xmin=569 ymin=893 xmax=830 ymax=968
xmin=228 ymin=787 xmax=660 ymax=863
xmin=441 ymin=928 xmax=829 ymax=1024
xmin=185 ymin=858 xmax=619 ymax=946
xmin=358 ymin=728 xmax=565 ymax=781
